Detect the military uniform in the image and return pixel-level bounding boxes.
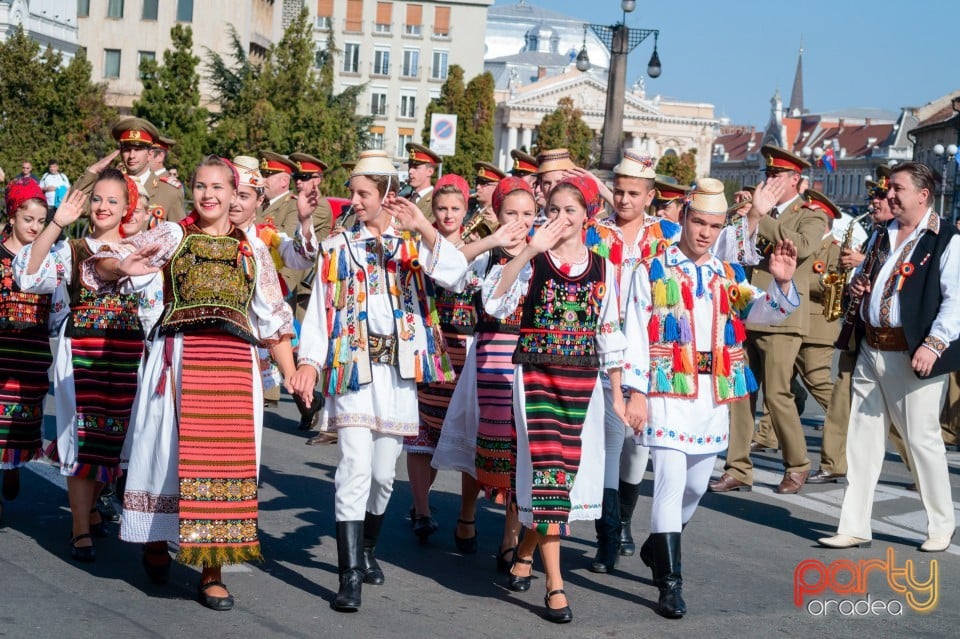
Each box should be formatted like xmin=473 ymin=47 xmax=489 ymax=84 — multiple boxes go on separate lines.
xmin=289 ymin=152 xmax=334 ymax=241
xmin=405 ymin=143 xmax=440 ymax=222
xmin=721 ymin=147 xmax=829 ymax=493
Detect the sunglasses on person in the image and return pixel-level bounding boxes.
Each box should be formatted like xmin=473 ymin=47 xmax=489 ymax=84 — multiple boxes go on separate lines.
xmin=293 ymin=173 xmax=319 ymax=182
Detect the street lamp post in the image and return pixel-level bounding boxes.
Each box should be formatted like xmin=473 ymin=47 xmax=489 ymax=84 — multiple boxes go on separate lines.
xmin=575 ymin=1 xmax=661 ymax=171
xmin=932 ymin=142 xmax=958 ymax=216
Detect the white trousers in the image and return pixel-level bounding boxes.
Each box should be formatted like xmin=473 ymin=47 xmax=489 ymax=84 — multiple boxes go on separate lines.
xmin=650 ymin=448 xmax=717 ymax=533
xmin=335 ymin=426 xmax=404 ymax=522
xmin=838 ymin=344 xmax=956 ymax=540
xmin=602 ymin=388 xmax=650 ymax=488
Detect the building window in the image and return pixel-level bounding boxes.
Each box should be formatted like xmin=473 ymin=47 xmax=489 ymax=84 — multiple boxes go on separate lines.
xmin=397 ymin=129 xmax=414 ymax=158
xmin=104 ymin=49 xmax=121 ymax=78
xmin=369 ymin=127 xmax=385 ymax=150
xmin=399 ymin=94 xmax=416 ymax=119
xmin=375 ymin=1 xmax=392 ymax=33
xmin=373 ymin=49 xmax=390 ymax=76
xmin=404 ymin=4 xmax=422 ymax=36
xmin=78 ymin=0 xmax=90 ymax=17
xmin=401 ymin=49 xmax=419 ymax=78
xmin=345 ymin=0 xmax=363 ymax=33
xmin=433 ymin=5 xmax=450 ymax=38
xmin=371 ymin=92 xmax=387 ymax=117
xmin=342 ymin=43 xmax=360 ymax=73
xmin=141 ymin=0 xmax=158 ymax=20
xmin=316 ymin=0 xmax=333 ymax=29
xmin=107 ymin=0 xmax=124 ymax=18
xmin=431 ymin=50 xmax=448 ymax=80
xmin=176 ymin=0 xmax=193 ymax=22
xmin=138 ymin=51 xmax=156 ymax=79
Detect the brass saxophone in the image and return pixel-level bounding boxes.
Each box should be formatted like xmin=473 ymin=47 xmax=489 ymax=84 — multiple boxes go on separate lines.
xmin=820 ymin=212 xmax=870 ymax=322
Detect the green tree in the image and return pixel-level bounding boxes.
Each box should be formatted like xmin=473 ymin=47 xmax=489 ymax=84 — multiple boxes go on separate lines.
xmin=534 ymin=97 xmax=593 ymax=167
xmin=206 ymin=9 xmax=369 ymax=196
xmin=655 ymin=149 xmax=698 ymax=186
xmin=133 ymin=24 xmax=209 ymax=175
xmin=0 ymin=28 xmax=116 ymax=183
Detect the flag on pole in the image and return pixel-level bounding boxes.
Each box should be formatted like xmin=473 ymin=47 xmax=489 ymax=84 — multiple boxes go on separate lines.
xmin=822 ymin=147 xmax=836 ymax=173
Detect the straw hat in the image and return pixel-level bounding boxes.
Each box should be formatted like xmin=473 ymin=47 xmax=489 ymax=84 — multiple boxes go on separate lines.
xmin=686 ymin=178 xmax=728 ymax=215
xmin=232 ymin=155 xmax=265 ymax=188
xmin=613 ymin=150 xmax=657 ymax=179
xmin=351 ymin=150 xmax=397 ymax=178
xmin=537 ymin=148 xmax=576 ymax=173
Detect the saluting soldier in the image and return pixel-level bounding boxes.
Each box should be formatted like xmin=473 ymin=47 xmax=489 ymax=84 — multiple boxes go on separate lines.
xmin=709 ymin=145 xmax=829 ymax=495
xmin=405 ymin=143 xmax=440 ymax=221
xmin=289 ymin=152 xmax=334 ymax=241
xmin=72 ymin=117 xmax=186 ymax=224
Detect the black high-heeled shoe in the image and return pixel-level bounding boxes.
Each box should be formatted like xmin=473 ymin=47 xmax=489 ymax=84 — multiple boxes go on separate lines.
xmin=413 ymin=515 xmax=438 ymax=543
xmin=70 ymin=533 xmax=95 ymax=562
xmin=507 ymin=555 xmax=533 ymax=592
xmin=453 ymin=519 xmax=478 ymax=554
xmin=544 ymin=589 xmax=572 ymax=624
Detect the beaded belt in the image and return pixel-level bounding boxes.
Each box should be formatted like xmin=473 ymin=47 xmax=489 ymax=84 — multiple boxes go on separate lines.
xmin=864 ymin=324 xmax=908 ymax=352
xmin=368 ymin=333 xmax=398 ymax=365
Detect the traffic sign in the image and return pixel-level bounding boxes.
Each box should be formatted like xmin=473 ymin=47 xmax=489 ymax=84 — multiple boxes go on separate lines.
xmin=430 ymin=113 xmax=457 ymax=157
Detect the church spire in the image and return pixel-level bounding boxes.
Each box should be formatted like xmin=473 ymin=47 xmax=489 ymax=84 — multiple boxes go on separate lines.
xmin=788 ymin=39 xmax=804 ymax=117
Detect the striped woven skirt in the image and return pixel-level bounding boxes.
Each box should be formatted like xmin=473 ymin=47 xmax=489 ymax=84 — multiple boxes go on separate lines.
xmin=474 ymin=331 xmax=519 ymax=502
xmin=176 ymin=334 xmax=260 ymax=567
xmin=520 ymin=363 xmax=597 ymax=536
xmin=407 ymin=334 xmax=469 ymax=453
xmin=0 ymin=327 xmax=52 ymax=468
xmin=66 ymin=335 xmax=142 ymax=481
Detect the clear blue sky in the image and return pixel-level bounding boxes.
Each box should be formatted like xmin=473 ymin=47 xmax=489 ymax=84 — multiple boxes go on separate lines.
xmin=495 ymin=0 xmax=959 ymax=126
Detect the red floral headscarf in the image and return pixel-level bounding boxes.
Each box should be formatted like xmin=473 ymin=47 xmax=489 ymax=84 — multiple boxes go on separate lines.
xmin=554 ymin=175 xmax=602 ymax=219
xmin=434 ymin=173 xmax=470 ymax=206
xmin=492 ymin=176 xmax=535 ymax=213
xmin=5 ymin=177 xmax=44 ymax=218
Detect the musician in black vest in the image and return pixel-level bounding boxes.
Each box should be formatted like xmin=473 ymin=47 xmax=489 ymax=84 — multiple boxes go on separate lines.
xmin=819 ymin=162 xmax=960 ymax=553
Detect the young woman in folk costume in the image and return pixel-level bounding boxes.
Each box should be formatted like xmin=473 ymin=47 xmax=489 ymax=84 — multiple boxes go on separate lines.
xmin=90 ymin=156 xmax=297 ymax=611
xmin=404 ymin=173 xmax=527 ymax=546
xmin=432 ymin=177 xmax=538 ymax=569
xmin=288 ymin=150 xmax=469 ymax=613
xmin=621 ymin=178 xmax=799 ymax=618
xmin=14 ymin=170 xmax=141 ymax=562
xmin=581 ymin=152 xmax=683 ymax=573
xmin=227 ymin=155 xmax=318 ymax=401
xmin=484 ymin=176 xmax=627 ymax=624
xmin=0 ymin=179 xmax=56 ymax=523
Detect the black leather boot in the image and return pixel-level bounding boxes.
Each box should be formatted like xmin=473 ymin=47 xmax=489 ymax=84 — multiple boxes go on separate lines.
xmin=362 ymin=512 xmax=385 ymax=585
xmin=589 ymin=488 xmax=621 ymax=573
xmin=333 ymin=521 xmax=364 ymax=612
xmin=294 ymin=390 xmax=324 ymax=431
xmin=618 ymin=480 xmax=641 ymax=555
xmin=650 ymin=532 xmax=686 ymax=619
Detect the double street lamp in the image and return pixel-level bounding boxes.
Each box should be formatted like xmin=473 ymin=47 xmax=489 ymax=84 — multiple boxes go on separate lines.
xmin=932 ymin=142 xmax=958 ymax=218
xmin=575 ymin=0 xmax=662 ymax=170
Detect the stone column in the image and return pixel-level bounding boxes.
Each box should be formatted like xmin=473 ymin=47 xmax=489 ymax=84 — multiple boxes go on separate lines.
xmin=521 ymin=127 xmax=533 ymax=152
xmin=507 ymin=126 xmax=519 ymax=156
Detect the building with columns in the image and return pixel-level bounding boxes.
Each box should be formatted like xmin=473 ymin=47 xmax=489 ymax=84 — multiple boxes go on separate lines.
xmin=494 ymin=68 xmax=717 ymax=177
xmin=0 ymin=0 xmax=79 ymax=59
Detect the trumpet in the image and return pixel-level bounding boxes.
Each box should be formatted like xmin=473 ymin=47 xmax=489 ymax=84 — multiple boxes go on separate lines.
xmin=460 ymin=209 xmax=497 ymax=242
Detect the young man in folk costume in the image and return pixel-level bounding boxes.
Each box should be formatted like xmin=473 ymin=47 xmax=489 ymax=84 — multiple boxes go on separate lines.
xmin=290 ymin=151 xmax=469 ymax=612
xmin=582 ymin=150 xmax=681 ymax=573
xmin=621 ymin=178 xmax=800 ymax=618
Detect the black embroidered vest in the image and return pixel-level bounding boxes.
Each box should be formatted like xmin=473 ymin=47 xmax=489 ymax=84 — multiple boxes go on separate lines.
xmin=66 ymin=239 xmax=142 ymax=339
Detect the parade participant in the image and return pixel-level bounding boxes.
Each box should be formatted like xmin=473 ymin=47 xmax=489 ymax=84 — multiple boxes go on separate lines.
xmin=147 ymin=135 xmax=175 ymax=177
xmin=509 ymin=149 xmax=538 ymax=189
xmin=535 ymin=148 xmax=576 ymax=214
xmin=432 ymin=177 xmax=539 ymax=572
xmin=622 ymin=178 xmax=799 ymax=618
xmin=0 ymin=179 xmax=54 ymax=523
xmin=485 ymin=175 xmax=626 ymax=624
xmin=405 ymin=143 xmax=441 ymax=221
xmin=288 ymin=152 xmax=334 ymax=244
xmin=582 ymin=150 xmax=680 ymax=573
xmin=651 ymin=177 xmax=691 ymax=223
xmin=818 ymin=162 xmax=959 ymax=553
xmin=73 ymin=118 xmax=186 ymax=224
xmin=14 ymin=171 xmax=140 ymax=562
xmin=289 ymin=150 xmax=468 ymax=613
xmin=89 ymin=156 xmax=296 ymax=610
xmin=470 ymin=161 xmax=506 ymax=230
xmin=406 ymin=173 xmax=525 ymax=546
xmin=709 ymin=144 xmax=828 ymax=495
